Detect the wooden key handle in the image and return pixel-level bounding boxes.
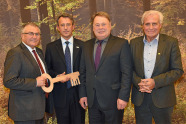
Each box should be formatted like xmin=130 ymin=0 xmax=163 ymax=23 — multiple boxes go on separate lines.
xmin=41 ymin=73 xmax=54 ymax=93
xmin=41 ymin=72 xmax=80 ymax=93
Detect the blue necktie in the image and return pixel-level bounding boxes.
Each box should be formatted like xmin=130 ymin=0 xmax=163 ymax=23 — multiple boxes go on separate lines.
xmin=65 ymin=41 xmax=71 ymax=88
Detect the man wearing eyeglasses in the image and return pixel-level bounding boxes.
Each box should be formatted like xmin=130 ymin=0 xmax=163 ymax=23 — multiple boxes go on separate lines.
xmin=3 ymin=22 xmax=69 ymax=124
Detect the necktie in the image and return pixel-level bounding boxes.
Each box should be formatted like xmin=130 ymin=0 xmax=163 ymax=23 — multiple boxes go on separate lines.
xmin=65 ymin=41 xmax=72 ymax=88
xmin=95 ymin=40 xmax=103 ymax=70
xmin=32 ymin=50 xmax=48 ymax=98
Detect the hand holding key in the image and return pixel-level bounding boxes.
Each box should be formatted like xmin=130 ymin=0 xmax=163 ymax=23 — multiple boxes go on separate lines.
xmin=41 ymin=72 xmax=80 ymax=93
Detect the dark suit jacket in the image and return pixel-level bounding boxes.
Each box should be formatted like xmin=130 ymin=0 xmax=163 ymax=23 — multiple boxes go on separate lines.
xmin=79 ymin=35 xmax=133 ymax=110
xmin=130 ymin=34 xmax=184 ymax=108
xmin=3 ymin=43 xmax=46 ymax=121
xmin=45 ymin=38 xmax=83 ymax=108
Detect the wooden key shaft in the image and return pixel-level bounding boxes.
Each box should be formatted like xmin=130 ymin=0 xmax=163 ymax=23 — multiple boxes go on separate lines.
xmin=41 ymin=72 xmax=80 ymax=93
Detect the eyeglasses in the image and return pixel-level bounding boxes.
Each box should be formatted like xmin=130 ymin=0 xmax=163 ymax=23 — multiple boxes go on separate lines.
xmin=22 ymin=32 xmax=41 ymax=36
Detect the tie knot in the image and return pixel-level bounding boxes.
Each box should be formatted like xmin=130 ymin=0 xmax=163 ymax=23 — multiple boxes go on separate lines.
xmin=97 ymin=40 xmax=103 ymax=45
xmin=32 ymin=50 xmax=36 ymax=53
xmin=65 ymin=41 xmax=70 ymax=46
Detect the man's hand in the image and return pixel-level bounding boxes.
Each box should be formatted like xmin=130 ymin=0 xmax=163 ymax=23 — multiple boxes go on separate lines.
xmin=57 ymin=72 xmax=66 ymax=77
xmin=56 ymin=72 xmax=70 ymax=83
xmin=138 ymin=78 xmax=155 ymax=93
xmin=79 ymin=97 xmax=88 ymax=109
xmin=117 ymin=99 xmax=128 ymax=110
xmin=36 ymin=75 xmax=47 ymax=87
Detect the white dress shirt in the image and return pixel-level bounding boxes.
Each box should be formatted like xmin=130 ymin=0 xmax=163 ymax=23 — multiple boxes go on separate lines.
xmin=61 ymin=36 xmax=73 ymax=72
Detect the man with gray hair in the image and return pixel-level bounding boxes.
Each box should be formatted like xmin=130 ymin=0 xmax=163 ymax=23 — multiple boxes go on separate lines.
xmin=3 ymin=22 xmax=69 ymax=123
xmin=130 ymin=10 xmax=183 ymax=124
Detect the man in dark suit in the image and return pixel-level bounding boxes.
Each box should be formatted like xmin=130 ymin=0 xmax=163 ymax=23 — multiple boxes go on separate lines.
xmin=79 ymin=11 xmax=133 ymax=124
xmin=3 ymin=22 xmax=69 ymax=124
xmin=130 ymin=10 xmax=184 ymax=124
xmin=45 ymin=13 xmax=84 ymax=124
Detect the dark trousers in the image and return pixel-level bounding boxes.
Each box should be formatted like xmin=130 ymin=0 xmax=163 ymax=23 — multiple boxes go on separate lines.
xmin=135 ymin=93 xmax=173 ymax=124
xmin=88 ymin=94 xmax=124 ymax=124
xmin=14 ymin=118 xmax=43 ymax=124
xmin=55 ymin=88 xmax=85 ymax=124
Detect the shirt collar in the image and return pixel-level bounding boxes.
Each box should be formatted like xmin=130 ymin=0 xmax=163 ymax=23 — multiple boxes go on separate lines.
xmin=95 ymin=35 xmax=110 ymax=44
xmin=143 ymin=34 xmax=159 ymax=44
xmin=61 ymin=36 xmax=73 ymax=45
xmin=22 ymin=41 xmax=36 ymax=52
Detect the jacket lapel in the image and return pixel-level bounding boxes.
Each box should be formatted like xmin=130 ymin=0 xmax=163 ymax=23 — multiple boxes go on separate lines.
xmin=96 ymin=35 xmax=116 ymax=72
xmin=73 ymin=38 xmax=80 ymax=65
xmin=87 ymin=39 xmax=96 ymax=71
xmin=20 ymin=43 xmax=41 ymax=75
xmin=55 ymin=39 xmax=66 ymax=65
xmin=152 ymin=34 xmax=165 ymax=75
xmin=138 ymin=37 xmax=145 ymax=78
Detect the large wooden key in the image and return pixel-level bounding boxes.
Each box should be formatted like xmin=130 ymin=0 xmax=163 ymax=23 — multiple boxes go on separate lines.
xmin=41 ymin=72 xmax=80 ymax=93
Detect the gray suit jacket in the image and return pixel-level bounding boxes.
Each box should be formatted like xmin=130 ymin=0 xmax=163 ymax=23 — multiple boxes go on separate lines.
xmin=3 ymin=43 xmax=46 ymax=121
xmin=130 ymin=34 xmax=184 ymax=108
xmin=79 ymin=35 xmax=133 ymax=110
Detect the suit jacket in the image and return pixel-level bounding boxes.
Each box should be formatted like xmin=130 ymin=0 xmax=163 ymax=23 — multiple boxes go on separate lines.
xmin=45 ymin=38 xmax=83 ymax=108
xmin=79 ymin=35 xmax=133 ymax=110
xmin=130 ymin=34 xmax=184 ymax=108
xmin=3 ymin=43 xmax=46 ymax=121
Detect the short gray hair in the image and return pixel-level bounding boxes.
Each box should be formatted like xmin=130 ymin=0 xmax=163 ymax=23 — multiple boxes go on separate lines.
xmin=22 ymin=22 xmax=40 ymax=33
xmin=141 ymin=10 xmax=164 ymax=24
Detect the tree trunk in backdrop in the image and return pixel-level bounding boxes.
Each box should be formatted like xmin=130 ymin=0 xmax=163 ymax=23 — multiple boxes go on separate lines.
xmin=19 ymin=0 xmax=31 ymax=23
xmin=51 ymin=0 xmax=58 ymax=40
xmin=89 ymin=0 xmax=97 ymax=38
xmin=39 ymin=0 xmax=51 ymax=52
xmin=143 ymin=0 xmax=150 ymax=11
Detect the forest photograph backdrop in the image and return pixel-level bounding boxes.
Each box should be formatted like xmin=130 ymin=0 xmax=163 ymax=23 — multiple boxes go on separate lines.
xmin=0 ymin=0 xmax=185 ymax=123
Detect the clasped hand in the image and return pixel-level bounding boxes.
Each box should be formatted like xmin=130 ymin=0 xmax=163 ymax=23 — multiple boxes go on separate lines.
xmin=138 ymin=78 xmax=155 ymax=93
